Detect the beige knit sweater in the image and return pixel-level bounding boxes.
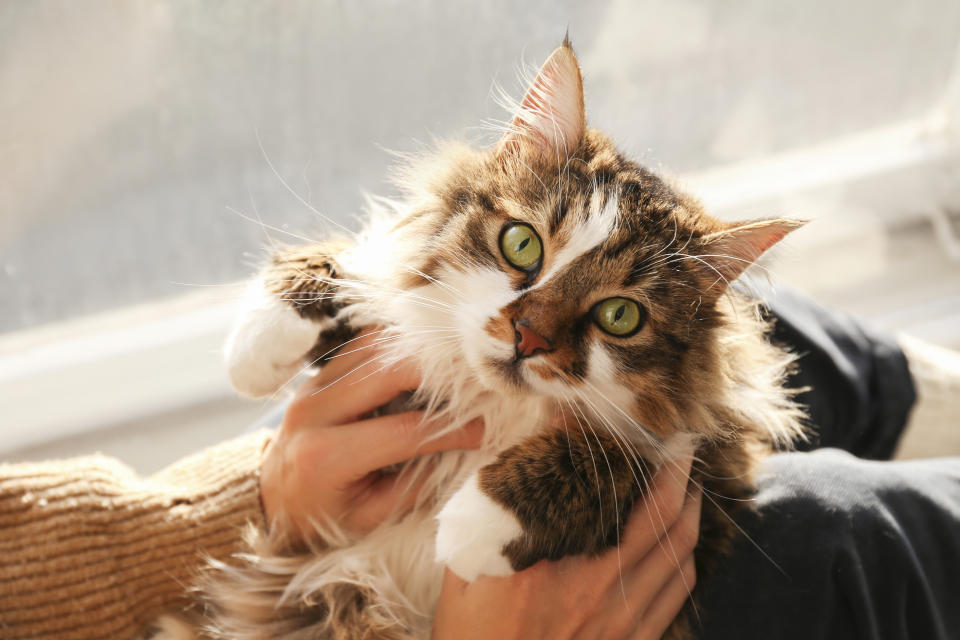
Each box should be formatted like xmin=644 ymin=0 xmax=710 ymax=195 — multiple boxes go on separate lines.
xmin=0 ymin=429 xmax=273 ymax=640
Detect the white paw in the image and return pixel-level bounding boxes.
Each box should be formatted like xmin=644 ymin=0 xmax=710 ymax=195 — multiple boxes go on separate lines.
xmin=435 ymin=474 xmax=524 ymax=582
xmin=225 ymin=280 xmax=330 ymax=398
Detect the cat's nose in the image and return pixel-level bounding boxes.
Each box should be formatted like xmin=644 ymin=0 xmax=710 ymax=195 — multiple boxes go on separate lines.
xmin=514 ymin=319 xmax=553 ymax=359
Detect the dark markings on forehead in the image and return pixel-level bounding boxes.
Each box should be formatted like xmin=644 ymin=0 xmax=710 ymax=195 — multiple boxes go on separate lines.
xmin=608 ymin=176 xmax=700 ymax=289
xmin=548 ymin=162 xmax=594 ymax=234
xmin=476 ymin=191 xmax=496 ymax=213
xmin=592 ymin=164 xmax=619 ymax=187
xmin=449 ymin=188 xmax=471 ymax=209
xmin=624 ymin=239 xmax=678 ymax=288
xmin=448 ymin=185 xmax=496 ymax=213
xmin=621 ymin=264 xmax=652 ymax=289
xmin=603 ymin=228 xmax=638 ymax=262
xmin=550 ymin=198 xmax=570 ymax=235
xmin=461 ymin=210 xmax=499 ymax=269
xmin=619 ymin=177 xmax=678 ymax=224
xmin=629 ymin=235 xmax=701 ymax=293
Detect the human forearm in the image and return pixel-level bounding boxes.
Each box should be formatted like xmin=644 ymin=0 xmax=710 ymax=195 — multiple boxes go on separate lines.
xmin=0 ymin=429 xmax=271 ymax=640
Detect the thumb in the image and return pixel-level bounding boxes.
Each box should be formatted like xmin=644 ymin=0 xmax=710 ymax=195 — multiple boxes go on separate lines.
xmin=441 ymin=567 xmax=469 ymax=594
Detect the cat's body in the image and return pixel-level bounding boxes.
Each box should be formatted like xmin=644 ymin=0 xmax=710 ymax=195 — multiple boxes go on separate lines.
xmin=204 ymin=41 xmax=805 ymax=639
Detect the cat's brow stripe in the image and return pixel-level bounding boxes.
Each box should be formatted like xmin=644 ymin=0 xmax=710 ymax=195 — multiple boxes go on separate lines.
xmin=530 ymin=190 xmax=618 ymax=292
xmin=550 ymin=198 xmax=569 ymax=234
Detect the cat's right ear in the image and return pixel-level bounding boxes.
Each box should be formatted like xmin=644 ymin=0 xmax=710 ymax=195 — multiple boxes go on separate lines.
xmin=496 ymin=39 xmax=586 ymax=163
xmin=695 ymin=218 xmax=806 ymax=294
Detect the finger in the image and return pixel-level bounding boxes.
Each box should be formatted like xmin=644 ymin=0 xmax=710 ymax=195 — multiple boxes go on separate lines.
xmin=620 ymin=486 xmax=702 ymax=611
xmin=340 ymin=413 xmax=484 ymax=472
xmin=433 ymin=569 xmax=470 ymax=638
xmin=344 ymin=464 xmax=439 ymax=532
xmin=294 ymin=355 xmax=422 ymax=427
xmin=441 ymin=567 xmax=469 ymax=594
xmin=630 ymin=555 xmax=697 ymax=640
xmin=617 ymin=445 xmax=696 ymax=565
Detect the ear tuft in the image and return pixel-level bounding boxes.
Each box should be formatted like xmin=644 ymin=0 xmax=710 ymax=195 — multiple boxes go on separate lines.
xmin=497 ymin=41 xmax=586 ymax=162
xmin=698 ymin=219 xmax=806 ymax=286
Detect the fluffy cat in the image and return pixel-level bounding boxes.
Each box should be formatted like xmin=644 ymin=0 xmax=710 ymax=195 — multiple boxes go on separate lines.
xmin=206 ymin=39 xmax=805 ymax=640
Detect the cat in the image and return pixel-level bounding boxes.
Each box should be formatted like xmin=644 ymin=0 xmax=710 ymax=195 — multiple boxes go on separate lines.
xmin=205 ymin=38 xmax=806 ymax=640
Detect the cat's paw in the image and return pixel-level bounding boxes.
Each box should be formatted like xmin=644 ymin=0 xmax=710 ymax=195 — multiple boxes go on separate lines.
xmin=225 ymin=281 xmax=330 ymax=398
xmin=435 ymin=473 xmax=524 ymax=582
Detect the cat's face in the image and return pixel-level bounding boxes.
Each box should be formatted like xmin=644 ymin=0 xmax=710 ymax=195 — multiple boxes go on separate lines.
xmin=423 ymin=141 xmax=723 ymax=436
xmin=393 ymin=43 xmax=798 ymax=437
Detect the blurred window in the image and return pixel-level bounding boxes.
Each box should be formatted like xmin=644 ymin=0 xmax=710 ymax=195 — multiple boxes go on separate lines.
xmin=2 ymin=2 xmax=960 ymax=333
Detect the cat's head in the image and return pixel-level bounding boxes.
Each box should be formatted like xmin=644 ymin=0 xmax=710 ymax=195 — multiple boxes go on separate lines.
xmin=377 ymin=41 xmax=801 ymax=444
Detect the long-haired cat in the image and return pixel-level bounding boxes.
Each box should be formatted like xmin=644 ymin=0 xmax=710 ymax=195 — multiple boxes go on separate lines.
xmin=204 ymin=39 xmax=805 ymax=639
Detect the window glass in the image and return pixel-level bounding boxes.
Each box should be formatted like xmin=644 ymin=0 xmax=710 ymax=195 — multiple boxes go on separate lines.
xmin=2 ymin=1 xmax=958 ymax=332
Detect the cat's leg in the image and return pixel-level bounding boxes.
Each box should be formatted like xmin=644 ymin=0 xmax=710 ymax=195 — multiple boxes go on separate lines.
xmin=226 ymin=243 xmax=359 ymax=398
xmin=435 ymin=427 xmax=654 ymax=581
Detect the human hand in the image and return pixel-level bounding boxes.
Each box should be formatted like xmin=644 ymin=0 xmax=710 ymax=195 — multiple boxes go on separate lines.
xmin=432 ymin=449 xmax=701 ymax=640
xmin=260 ymin=332 xmax=484 ymax=542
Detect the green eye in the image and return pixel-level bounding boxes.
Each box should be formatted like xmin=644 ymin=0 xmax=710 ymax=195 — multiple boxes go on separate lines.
xmin=593 ymin=298 xmax=645 ymax=337
xmin=499 ymin=223 xmax=543 ymax=271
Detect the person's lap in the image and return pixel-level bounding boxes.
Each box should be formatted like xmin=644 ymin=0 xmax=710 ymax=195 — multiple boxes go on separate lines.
xmin=696 ymin=450 xmax=960 ymax=639
xmin=694 ymin=286 xmax=959 ymax=639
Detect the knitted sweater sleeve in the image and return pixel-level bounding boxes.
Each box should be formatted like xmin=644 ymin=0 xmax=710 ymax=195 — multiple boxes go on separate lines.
xmin=0 ymin=429 xmax=273 ymax=640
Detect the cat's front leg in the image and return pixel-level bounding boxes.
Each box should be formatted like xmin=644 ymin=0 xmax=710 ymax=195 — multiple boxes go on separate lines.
xmin=436 ymin=428 xmax=651 ymax=581
xmin=226 ymin=244 xmax=357 ymax=398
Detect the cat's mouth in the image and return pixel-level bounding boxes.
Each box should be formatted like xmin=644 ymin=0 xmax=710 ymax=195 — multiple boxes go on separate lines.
xmin=485 ymin=353 xmax=559 ymax=396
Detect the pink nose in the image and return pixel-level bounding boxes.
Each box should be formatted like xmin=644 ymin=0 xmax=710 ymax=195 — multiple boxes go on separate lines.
xmin=514 ymin=320 xmax=553 ymax=359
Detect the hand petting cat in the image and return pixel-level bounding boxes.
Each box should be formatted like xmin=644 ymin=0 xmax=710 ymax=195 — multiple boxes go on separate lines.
xmin=260 ymin=332 xmax=485 ymax=541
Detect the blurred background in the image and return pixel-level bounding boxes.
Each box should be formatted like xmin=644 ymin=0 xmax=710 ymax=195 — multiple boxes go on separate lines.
xmin=2 ymin=1 xmax=959 ymax=472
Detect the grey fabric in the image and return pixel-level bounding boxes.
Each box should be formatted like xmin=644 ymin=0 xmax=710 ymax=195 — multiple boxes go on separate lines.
xmin=695 ymin=292 xmax=959 ymax=639
xmin=697 ymin=451 xmax=960 ymax=639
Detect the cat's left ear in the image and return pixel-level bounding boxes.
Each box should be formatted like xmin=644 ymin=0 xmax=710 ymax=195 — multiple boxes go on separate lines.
xmin=497 ymin=39 xmax=586 ymax=162
xmin=696 ymin=218 xmax=805 ymax=288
